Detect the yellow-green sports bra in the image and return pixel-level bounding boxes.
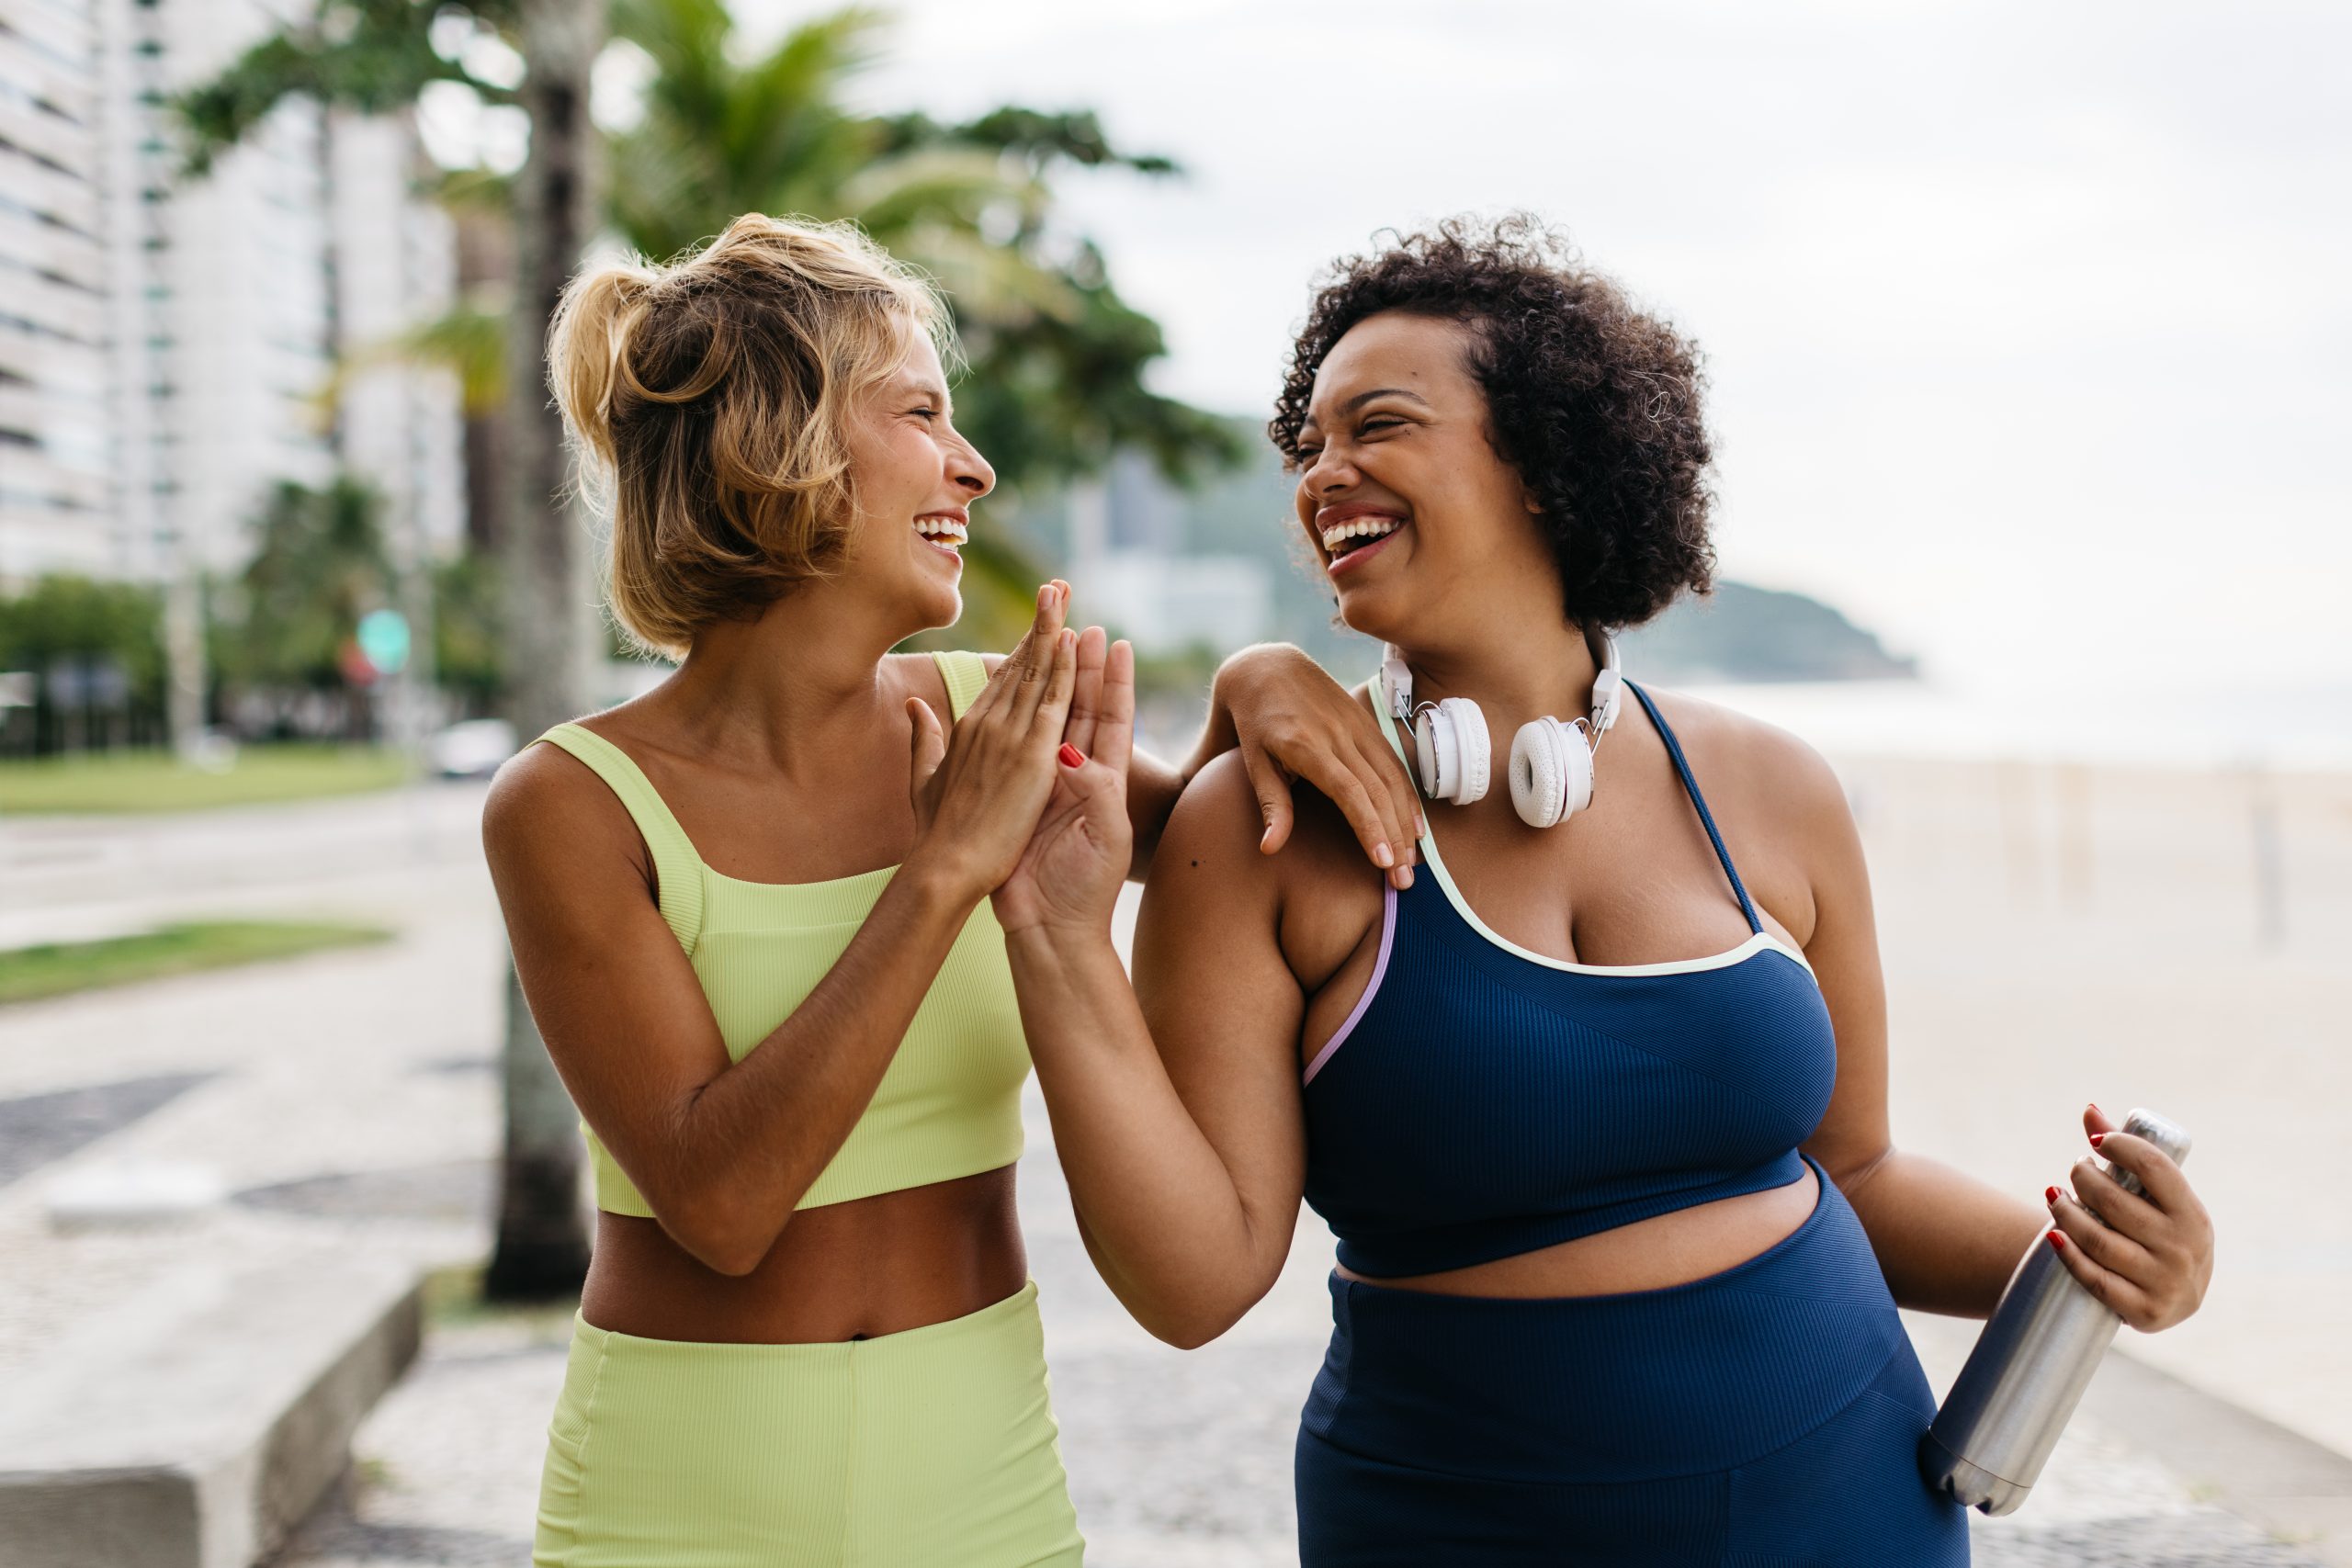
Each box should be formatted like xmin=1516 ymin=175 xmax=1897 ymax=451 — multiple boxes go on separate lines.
xmin=532 ymin=650 xmax=1030 ymax=1217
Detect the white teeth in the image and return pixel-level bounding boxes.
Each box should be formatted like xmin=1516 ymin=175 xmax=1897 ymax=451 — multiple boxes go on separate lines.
xmin=914 ymin=517 xmax=968 ymax=548
xmin=1320 ymin=515 xmax=1403 ymax=552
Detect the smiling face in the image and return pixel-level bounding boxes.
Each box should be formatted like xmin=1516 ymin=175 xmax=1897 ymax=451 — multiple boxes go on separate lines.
xmin=839 ymin=327 xmax=996 ymax=634
xmin=1291 ymin=310 xmax=1561 ymax=650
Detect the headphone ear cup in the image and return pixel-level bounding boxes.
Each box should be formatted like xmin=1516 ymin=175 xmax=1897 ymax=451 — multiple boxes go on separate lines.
xmin=1444 ymin=698 xmax=1490 ymax=805
xmin=1509 ymin=717 xmax=1598 ymax=829
xmin=1414 ymin=709 xmax=1446 ymax=800
xmin=1557 ymin=728 xmax=1596 ymax=821
xmin=1415 ymin=698 xmax=1490 ymax=806
xmin=1510 ymin=717 xmax=1569 ymax=829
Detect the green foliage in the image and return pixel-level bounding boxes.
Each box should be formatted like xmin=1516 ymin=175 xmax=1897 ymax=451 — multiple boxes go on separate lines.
xmin=604 ymin=0 xmax=1238 ymax=492
xmin=186 ymin=0 xmax=1236 ymax=489
xmin=951 ymin=251 xmax=1242 ymax=495
xmin=433 ymin=550 xmax=505 ymax=705
xmin=1129 ymin=641 xmax=1224 ymax=702
xmin=606 ymin=0 xmax=888 ymax=256
xmin=177 ymin=0 xmax=516 ymax=176
xmin=216 ymin=477 xmax=392 ymax=692
xmin=333 ymin=290 xmax=510 ymax=415
xmin=876 ymin=106 xmax=1178 ymax=178
xmin=0 ymin=576 xmax=168 ymax=699
xmin=177 ymin=0 xmax=1239 ymax=663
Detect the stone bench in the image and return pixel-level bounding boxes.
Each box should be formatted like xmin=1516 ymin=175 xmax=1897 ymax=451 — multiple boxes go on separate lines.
xmin=0 ymin=1255 xmax=421 ymax=1568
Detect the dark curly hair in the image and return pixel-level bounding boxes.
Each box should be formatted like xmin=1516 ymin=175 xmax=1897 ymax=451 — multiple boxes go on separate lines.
xmin=1271 ymin=215 xmax=1715 ymax=629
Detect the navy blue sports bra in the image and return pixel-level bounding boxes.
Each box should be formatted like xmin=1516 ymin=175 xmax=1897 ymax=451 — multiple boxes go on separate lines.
xmin=1300 ymin=681 xmax=1838 ymax=1279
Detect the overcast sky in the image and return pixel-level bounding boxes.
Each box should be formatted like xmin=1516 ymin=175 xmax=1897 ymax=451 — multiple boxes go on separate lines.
xmin=730 ymin=0 xmax=2349 ymax=699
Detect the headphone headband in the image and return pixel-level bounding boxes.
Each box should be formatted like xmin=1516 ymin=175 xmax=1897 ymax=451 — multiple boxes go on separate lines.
xmin=1381 ymin=624 xmax=1622 ymax=733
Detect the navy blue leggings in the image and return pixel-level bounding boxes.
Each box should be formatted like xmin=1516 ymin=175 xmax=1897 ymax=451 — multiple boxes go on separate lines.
xmin=1295 ymin=1161 xmax=1970 ymax=1565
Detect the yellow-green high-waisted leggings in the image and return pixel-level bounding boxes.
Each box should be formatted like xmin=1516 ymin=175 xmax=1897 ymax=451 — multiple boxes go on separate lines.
xmin=532 ymin=1280 xmax=1085 ymax=1567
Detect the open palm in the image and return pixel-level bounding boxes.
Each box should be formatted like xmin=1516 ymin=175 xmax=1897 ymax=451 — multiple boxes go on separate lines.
xmin=994 ymin=628 xmax=1136 ymax=936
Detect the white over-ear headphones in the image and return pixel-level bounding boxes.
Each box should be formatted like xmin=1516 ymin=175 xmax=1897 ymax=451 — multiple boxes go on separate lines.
xmin=1381 ymin=626 xmax=1623 ymax=829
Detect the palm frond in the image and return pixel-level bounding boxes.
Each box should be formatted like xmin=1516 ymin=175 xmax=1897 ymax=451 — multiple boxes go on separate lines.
xmin=318 ymin=292 xmax=511 ymax=416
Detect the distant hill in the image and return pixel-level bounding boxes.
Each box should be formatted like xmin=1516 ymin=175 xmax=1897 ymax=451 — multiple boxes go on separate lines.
xmin=1008 ymin=422 xmax=1918 ymax=684
xmin=1622 ymin=582 xmax=1917 ymax=683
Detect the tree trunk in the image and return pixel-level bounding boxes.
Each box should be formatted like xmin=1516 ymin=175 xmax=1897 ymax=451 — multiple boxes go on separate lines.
xmin=486 ymin=0 xmax=604 ymax=1302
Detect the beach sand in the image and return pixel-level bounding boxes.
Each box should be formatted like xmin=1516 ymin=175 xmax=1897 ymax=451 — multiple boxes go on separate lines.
xmin=1836 ymin=752 xmax=2351 ymax=1461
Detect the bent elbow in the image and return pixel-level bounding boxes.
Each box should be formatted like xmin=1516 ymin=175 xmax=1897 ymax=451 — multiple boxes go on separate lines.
xmin=1151 ymin=1318 xmax=1225 ymax=1352
xmin=657 ymin=1186 xmax=783 ymax=1278
xmin=1141 ymin=1295 xmax=1249 ymax=1351
xmin=695 ymin=1236 xmax=770 ymax=1279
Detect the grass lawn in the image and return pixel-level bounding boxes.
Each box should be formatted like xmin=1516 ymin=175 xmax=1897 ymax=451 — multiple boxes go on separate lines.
xmin=0 ymin=745 xmax=411 ymax=814
xmin=0 ymin=920 xmax=394 ymax=1006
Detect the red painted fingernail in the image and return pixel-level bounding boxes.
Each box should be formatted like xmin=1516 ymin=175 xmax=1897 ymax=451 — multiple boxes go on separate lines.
xmin=2088 ymin=1133 xmax=2107 ymax=1149
xmin=2048 ymin=1230 xmax=2068 ymax=1252
xmin=1057 ymin=743 xmax=1085 ymax=769
xmin=2045 ymin=1185 xmax=2062 ymax=1205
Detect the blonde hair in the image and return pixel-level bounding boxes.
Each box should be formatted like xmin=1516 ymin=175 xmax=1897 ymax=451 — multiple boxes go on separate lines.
xmin=548 ymin=213 xmax=950 ymax=658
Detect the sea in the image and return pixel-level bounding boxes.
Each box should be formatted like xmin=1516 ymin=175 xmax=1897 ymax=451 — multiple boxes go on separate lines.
xmin=1679 ymin=678 xmax=2352 ymax=774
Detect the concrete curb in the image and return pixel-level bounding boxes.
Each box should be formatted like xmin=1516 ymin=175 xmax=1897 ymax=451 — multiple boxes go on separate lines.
xmin=2087 ymin=1348 xmax=2352 ymax=1566
xmin=0 ymin=1256 xmax=422 ymax=1568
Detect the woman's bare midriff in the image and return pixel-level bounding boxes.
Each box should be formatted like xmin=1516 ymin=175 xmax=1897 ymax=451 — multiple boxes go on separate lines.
xmin=580 ymin=1164 xmax=1027 ymax=1343
xmin=1335 ymin=1162 xmax=1820 ymax=1299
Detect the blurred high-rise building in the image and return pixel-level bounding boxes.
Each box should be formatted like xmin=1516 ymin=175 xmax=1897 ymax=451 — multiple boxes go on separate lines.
xmin=2 ymin=0 xmax=114 ymax=577
xmin=1066 ymin=452 xmax=1275 ymax=658
xmin=0 ymin=0 xmax=462 ymax=588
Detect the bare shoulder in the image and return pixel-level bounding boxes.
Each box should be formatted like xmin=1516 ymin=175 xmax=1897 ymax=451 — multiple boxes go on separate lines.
xmin=481 ymin=737 xmax=649 ymax=889
xmin=1634 ymin=685 xmax=1848 ymax=825
xmin=886 ymin=649 xmax=965 ymax=711
xmin=1159 ymin=750 xmax=1282 ymax=881
xmin=1158 ymin=750 xmax=1371 ymax=903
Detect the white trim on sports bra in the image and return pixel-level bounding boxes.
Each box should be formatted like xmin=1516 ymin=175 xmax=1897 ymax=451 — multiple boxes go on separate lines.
xmin=1373 ymin=689 xmax=1816 ymax=980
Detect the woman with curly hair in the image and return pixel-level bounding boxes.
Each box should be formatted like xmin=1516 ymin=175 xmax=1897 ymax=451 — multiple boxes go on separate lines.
xmin=481 ymin=212 xmax=1422 ymax=1566
xmin=998 ymin=217 xmax=2215 ymax=1563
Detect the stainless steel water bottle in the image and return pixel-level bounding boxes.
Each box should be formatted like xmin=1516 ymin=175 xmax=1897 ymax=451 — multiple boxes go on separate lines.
xmin=1918 ymin=1107 xmax=2192 ymax=1516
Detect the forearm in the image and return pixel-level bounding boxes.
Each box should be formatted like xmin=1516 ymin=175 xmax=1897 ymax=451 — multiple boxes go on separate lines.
xmin=1005 ymin=927 xmax=1277 ymax=1344
xmin=1123 ymin=747 xmax=1186 ymax=880
xmin=664 ymin=862 xmax=978 ymax=1269
xmin=1837 ymin=1147 xmax=2046 ymax=1317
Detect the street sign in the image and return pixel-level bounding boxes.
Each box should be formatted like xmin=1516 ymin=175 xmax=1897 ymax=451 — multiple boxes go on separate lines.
xmin=356 ymin=610 xmax=412 ymax=676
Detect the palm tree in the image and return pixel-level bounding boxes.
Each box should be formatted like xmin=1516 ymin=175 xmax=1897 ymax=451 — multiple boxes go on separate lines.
xmin=601 ymin=0 xmax=1236 ymax=642
xmin=481 ymin=0 xmax=606 ymax=1298
xmin=185 ymin=0 xmax=605 ymax=1298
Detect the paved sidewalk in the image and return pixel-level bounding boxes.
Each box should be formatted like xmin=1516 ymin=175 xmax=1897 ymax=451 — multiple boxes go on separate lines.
xmin=0 ymin=784 xmax=2340 ymax=1565
xmin=263 ymin=1111 xmax=2329 ymax=1568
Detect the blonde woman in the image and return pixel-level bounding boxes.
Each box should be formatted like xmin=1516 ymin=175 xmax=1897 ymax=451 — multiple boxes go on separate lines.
xmin=482 ymin=214 xmax=1418 ymax=1566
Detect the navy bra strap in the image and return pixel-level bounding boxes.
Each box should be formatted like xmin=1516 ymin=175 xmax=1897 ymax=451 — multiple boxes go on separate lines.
xmin=1623 ymin=680 xmax=1761 ymax=934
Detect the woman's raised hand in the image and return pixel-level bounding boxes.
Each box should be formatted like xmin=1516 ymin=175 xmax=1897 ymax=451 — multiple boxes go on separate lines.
xmin=907 ymin=582 xmax=1079 ymax=903
xmin=992 ymin=626 xmax=1136 ymax=938
xmin=2044 ymin=1102 xmax=2215 ymax=1332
